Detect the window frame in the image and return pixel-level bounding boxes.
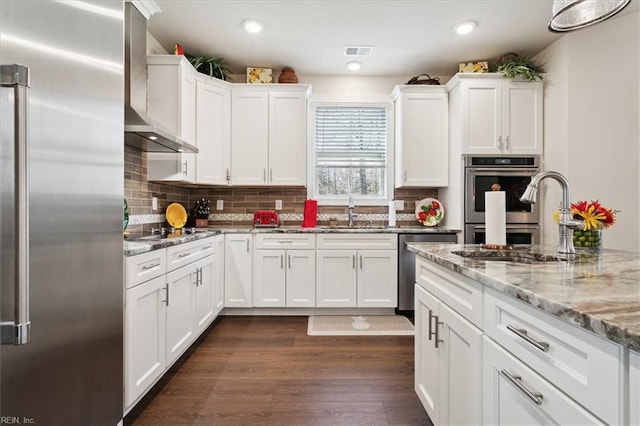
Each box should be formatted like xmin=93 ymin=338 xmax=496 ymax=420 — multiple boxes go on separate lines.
xmin=307 ymin=96 xmax=394 ymax=206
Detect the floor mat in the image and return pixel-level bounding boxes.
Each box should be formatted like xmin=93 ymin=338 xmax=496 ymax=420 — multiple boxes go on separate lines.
xmin=307 ymin=315 xmax=414 ymax=336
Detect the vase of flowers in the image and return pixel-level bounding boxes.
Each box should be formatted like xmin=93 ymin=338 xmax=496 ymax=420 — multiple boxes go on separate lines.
xmin=559 ymin=200 xmax=617 ymax=251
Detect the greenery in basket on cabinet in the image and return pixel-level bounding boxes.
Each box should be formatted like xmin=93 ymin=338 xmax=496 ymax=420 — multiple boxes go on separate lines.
xmin=489 ymin=53 xmax=545 ymax=81
xmin=186 ymin=55 xmax=233 ymax=82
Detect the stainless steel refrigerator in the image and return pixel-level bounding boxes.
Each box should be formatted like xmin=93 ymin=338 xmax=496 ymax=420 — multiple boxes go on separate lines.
xmin=1 ymin=1 xmax=124 ymax=425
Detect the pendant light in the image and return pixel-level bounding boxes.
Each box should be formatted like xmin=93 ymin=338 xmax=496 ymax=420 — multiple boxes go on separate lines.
xmin=549 ymin=0 xmax=631 ymax=32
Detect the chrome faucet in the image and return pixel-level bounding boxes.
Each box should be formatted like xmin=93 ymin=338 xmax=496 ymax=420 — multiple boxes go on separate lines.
xmin=519 ymin=171 xmax=583 ymax=259
xmin=347 ymin=194 xmax=357 ymax=227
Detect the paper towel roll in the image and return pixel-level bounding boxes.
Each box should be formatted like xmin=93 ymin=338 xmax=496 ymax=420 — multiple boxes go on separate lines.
xmin=388 ymin=201 xmax=396 ymax=227
xmin=485 ymin=191 xmax=506 ymax=246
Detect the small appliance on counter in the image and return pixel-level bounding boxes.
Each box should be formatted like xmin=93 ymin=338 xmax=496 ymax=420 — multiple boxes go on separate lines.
xmin=253 ymin=210 xmax=279 ymax=227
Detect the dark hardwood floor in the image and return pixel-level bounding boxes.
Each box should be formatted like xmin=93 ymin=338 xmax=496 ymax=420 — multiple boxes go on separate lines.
xmin=125 ymin=316 xmax=433 ymax=426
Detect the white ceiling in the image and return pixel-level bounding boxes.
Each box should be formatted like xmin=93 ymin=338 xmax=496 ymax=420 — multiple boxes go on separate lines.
xmin=146 ymin=0 xmax=636 ymax=77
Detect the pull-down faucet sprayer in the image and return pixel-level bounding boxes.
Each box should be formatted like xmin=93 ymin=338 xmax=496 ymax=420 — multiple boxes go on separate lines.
xmin=520 ymin=171 xmax=583 ymax=259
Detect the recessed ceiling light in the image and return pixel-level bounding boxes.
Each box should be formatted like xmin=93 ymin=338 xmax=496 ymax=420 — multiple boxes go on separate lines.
xmin=243 ymin=19 xmax=262 ymax=33
xmin=346 ymin=61 xmax=362 ymax=71
xmin=454 ymin=20 xmax=476 ymax=35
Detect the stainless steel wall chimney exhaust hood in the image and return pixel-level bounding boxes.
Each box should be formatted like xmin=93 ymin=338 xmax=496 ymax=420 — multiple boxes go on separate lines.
xmin=124 ymin=2 xmax=197 ymax=153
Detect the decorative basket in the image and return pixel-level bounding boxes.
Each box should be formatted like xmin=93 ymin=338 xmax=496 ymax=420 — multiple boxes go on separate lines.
xmin=406 ymin=74 xmax=440 ymax=85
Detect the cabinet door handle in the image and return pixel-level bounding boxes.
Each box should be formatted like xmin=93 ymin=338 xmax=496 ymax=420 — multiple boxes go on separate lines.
xmin=288 ymin=255 xmax=291 ymax=269
xmin=352 ymin=255 xmax=356 ymax=269
xmin=501 ymin=370 xmax=543 ymax=405
xmin=428 ymin=310 xmax=434 ymax=341
xmin=263 ymin=168 xmax=266 ymax=182
xmin=507 ymin=324 xmax=550 ymax=352
xmin=280 ymin=254 xmax=284 ymax=269
xmin=270 ymin=168 xmax=273 ymax=182
xmin=164 ymin=285 xmax=170 ymax=306
xmin=246 ymin=239 xmax=250 ymax=253
xmin=226 ymin=168 xmax=231 ymax=183
xmin=497 ymin=136 xmax=503 ymax=150
xmin=198 ymin=268 xmax=203 ymax=286
xmin=433 ymin=315 xmax=443 ymax=348
xmin=505 ymin=135 xmax=510 ymax=150
xmin=1 ymin=64 xmax=31 ymax=345
xmin=182 ymin=160 xmax=188 ymax=176
xmin=359 ymin=255 xmax=363 ymax=269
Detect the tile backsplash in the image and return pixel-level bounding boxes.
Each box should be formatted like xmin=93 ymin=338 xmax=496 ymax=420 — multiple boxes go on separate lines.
xmin=125 ymin=147 xmax=438 ymax=232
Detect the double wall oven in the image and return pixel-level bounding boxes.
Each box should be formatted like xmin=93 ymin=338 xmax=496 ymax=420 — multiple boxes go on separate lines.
xmin=464 ymin=156 xmax=541 ymax=245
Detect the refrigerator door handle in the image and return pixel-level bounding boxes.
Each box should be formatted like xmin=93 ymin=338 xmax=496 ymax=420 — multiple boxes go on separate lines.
xmin=1 ymin=64 xmax=31 ymax=345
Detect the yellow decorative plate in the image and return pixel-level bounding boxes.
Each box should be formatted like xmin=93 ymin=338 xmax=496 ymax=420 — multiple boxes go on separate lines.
xmin=166 ymin=203 xmax=187 ymax=228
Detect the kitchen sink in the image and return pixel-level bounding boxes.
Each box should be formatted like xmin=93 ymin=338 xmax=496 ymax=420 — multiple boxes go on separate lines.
xmin=452 ymin=249 xmax=562 ymax=264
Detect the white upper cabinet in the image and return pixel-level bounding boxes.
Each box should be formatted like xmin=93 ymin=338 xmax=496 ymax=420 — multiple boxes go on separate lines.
xmin=447 ymin=74 xmax=543 ymax=155
xmin=147 ymin=55 xmax=197 ymax=146
xmin=146 ymin=55 xmax=198 ymax=183
xmin=393 ymin=85 xmax=449 ymax=187
xmin=230 ymin=85 xmax=310 ymax=186
xmin=195 ymin=78 xmax=231 ymax=185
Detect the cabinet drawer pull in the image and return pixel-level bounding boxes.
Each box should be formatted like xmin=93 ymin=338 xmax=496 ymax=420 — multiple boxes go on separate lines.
xmin=202 ymin=244 xmax=213 ymax=250
xmin=507 ymin=324 xmax=550 ymax=352
xmin=178 ymin=252 xmax=191 ymax=258
xmin=142 ymin=263 xmax=160 ymax=271
xmin=501 ymin=370 xmax=543 ymax=405
xmin=277 ymin=240 xmax=293 ymax=244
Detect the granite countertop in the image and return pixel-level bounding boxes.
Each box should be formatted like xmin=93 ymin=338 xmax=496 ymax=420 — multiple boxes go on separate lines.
xmin=211 ymin=225 xmax=461 ymax=234
xmin=124 ymin=226 xmax=460 ymax=256
xmin=407 ymin=243 xmax=640 ymax=351
xmin=124 ymin=230 xmax=220 ymax=256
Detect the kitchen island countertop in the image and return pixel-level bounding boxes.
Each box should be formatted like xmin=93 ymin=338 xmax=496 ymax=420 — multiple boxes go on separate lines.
xmin=407 ymin=243 xmax=640 ymax=351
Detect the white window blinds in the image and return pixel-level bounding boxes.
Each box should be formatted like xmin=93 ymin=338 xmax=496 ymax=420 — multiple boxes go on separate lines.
xmin=314 ymin=105 xmax=388 ymax=198
xmin=315 ymin=106 xmax=387 ymax=169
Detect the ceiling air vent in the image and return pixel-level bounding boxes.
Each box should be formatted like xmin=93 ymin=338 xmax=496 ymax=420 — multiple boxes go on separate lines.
xmin=344 ymin=46 xmax=374 ymax=57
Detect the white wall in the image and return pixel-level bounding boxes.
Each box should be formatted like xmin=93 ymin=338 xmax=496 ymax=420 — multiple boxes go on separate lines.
xmin=536 ymin=11 xmax=640 ymax=252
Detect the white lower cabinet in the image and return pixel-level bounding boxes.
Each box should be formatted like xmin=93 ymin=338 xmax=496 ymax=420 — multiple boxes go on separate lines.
xmin=224 ymin=233 xmax=253 ymax=307
xmin=414 ymin=284 xmax=482 ymax=425
xmin=165 ymin=263 xmax=197 ymax=365
xmin=193 ymin=255 xmax=216 ymax=335
xmin=253 ymin=249 xmax=315 ymax=307
xmin=253 ymin=234 xmax=316 ymax=307
xmin=414 ymin=255 xmax=627 ymax=426
xmin=631 ymin=350 xmax=640 ymax=425
xmin=125 ymin=236 xmax=220 ymax=412
xmin=125 ymin=275 xmax=166 ymax=408
xmin=212 ymin=235 xmax=225 ymax=316
xmin=315 ymin=234 xmax=397 ymax=308
xmin=483 ymin=337 xmax=601 ymax=425
xmin=316 ymin=250 xmax=358 ymax=307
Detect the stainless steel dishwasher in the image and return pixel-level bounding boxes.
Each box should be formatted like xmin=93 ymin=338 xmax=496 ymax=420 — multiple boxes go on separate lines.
xmin=398 ymin=233 xmax=458 ymax=311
